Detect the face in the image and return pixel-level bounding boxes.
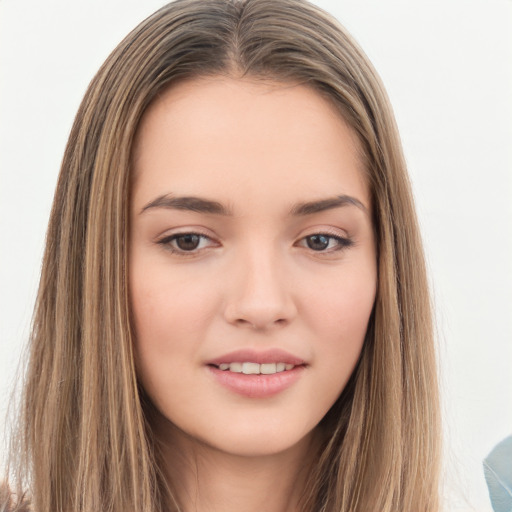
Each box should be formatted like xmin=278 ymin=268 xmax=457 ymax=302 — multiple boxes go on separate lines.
xmin=129 ymin=77 xmax=377 ymax=457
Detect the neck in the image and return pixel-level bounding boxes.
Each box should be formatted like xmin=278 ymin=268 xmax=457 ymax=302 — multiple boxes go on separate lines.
xmin=154 ymin=419 xmax=319 ymax=512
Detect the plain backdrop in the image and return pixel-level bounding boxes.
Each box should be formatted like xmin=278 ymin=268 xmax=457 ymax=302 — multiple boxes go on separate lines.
xmin=1 ymin=1 xmax=511 ymax=510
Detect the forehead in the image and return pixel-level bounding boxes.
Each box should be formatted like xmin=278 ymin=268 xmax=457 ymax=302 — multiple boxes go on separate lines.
xmin=131 ymin=76 xmax=370 ymax=212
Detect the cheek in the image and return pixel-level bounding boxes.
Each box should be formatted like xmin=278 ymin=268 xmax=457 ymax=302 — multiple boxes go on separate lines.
xmin=130 ymin=260 xmax=216 ymax=341
xmin=303 ymin=261 xmax=376 ymax=381
xmin=129 ymin=265 xmax=218 ymax=421
xmin=128 ymin=260 xmax=219 ymax=392
xmin=308 ymin=258 xmax=376 ymax=329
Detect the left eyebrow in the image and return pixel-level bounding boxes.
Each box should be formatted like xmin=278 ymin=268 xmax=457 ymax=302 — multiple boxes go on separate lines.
xmin=289 ymin=195 xmax=368 ymax=216
xmin=140 ymin=194 xmax=232 ymax=215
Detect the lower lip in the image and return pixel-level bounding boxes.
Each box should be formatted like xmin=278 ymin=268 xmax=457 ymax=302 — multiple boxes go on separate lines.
xmin=208 ymin=365 xmax=305 ymax=398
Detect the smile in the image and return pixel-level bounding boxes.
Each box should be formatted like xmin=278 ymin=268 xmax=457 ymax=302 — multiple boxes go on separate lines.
xmin=216 ymin=362 xmax=295 ymax=374
xmin=206 ymin=349 xmax=306 ymax=397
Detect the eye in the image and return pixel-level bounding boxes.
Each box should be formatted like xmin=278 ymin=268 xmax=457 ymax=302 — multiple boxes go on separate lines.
xmin=298 ymin=233 xmax=353 ymax=252
xmin=157 ymin=232 xmax=216 ymax=253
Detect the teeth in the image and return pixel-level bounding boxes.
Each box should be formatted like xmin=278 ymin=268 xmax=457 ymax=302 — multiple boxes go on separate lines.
xmin=260 ymin=363 xmax=276 ymax=374
xmin=242 ymin=362 xmax=260 ymax=374
xmin=216 ymin=362 xmax=296 ymax=374
xmin=229 ymin=362 xmax=243 ymax=373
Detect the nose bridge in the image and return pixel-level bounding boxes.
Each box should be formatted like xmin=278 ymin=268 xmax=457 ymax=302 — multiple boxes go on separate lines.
xmin=224 ymin=238 xmax=296 ymax=329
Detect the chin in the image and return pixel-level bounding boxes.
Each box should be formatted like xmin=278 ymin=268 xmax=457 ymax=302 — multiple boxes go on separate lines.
xmin=158 ymin=408 xmax=317 ymax=460
xmin=200 ymin=426 xmax=316 ymax=458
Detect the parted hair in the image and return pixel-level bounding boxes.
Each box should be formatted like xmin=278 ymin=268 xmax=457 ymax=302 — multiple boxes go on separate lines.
xmin=3 ymin=0 xmax=440 ymax=510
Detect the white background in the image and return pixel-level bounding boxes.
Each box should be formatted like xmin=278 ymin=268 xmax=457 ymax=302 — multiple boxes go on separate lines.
xmin=0 ymin=1 xmax=511 ymax=510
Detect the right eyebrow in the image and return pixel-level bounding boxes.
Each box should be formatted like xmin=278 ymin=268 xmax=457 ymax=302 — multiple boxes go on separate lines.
xmin=139 ymin=194 xmax=233 ymax=216
xmin=289 ymin=195 xmax=369 ymax=216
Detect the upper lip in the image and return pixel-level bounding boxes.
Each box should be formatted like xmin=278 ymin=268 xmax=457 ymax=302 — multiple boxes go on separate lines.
xmin=207 ymin=348 xmax=305 ymax=366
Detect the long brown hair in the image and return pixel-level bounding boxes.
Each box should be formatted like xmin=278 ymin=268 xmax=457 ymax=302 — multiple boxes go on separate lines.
xmin=4 ymin=0 xmax=440 ymax=510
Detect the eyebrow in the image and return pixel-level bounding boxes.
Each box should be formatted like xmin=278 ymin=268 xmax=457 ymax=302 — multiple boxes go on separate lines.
xmin=289 ymin=195 xmax=368 ymax=216
xmin=140 ymin=193 xmax=368 ymax=216
xmin=140 ymin=195 xmax=232 ymax=215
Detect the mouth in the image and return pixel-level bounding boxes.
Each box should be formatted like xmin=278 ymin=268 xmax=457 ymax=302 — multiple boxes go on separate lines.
xmin=206 ymin=349 xmax=306 ymax=398
xmin=211 ymin=362 xmax=297 ymax=374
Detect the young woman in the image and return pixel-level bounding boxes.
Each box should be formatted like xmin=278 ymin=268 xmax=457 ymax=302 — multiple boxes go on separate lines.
xmin=3 ymin=0 xmax=440 ymax=510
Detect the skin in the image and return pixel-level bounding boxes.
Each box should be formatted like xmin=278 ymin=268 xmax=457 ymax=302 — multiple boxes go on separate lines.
xmin=129 ymin=76 xmax=377 ymax=512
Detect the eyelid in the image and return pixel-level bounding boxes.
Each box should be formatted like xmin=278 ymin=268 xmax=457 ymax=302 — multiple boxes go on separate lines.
xmin=296 ymin=225 xmax=351 ymax=241
xmin=296 ymin=234 xmax=353 ymax=250
xmin=153 ymin=225 xmax=354 ymax=256
xmin=294 ymin=226 xmax=354 ymax=252
xmin=155 ymin=227 xmax=220 ymax=255
xmin=154 ymin=225 xmax=216 ymax=241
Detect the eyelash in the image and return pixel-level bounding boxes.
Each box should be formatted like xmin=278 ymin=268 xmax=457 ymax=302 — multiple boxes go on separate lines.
xmin=157 ymin=232 xmax=216 ymax=255
xmin=157 ymin=232 xmax=354 ymax=255
xmin=296 ymin=233 xmax=354 ymax=252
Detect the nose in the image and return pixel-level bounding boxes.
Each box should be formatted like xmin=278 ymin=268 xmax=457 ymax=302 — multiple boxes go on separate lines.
xmin=223 ymin=247 xmax=297 ymax=330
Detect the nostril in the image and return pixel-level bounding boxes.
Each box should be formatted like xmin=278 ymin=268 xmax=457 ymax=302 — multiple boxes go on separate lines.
xmin=234 ymin=317 xmax=289 ymax=330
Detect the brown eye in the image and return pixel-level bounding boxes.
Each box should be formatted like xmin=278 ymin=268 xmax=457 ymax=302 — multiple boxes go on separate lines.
xmin=157 ymin=232 xmax=214 ymax=254
xmin=174 ymin=234 xmax=201 ymax=251
xmin=297 ymin=233 xmax=354 ymax=252
xmin=306 ymin=234 xmax=330 ymax=251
